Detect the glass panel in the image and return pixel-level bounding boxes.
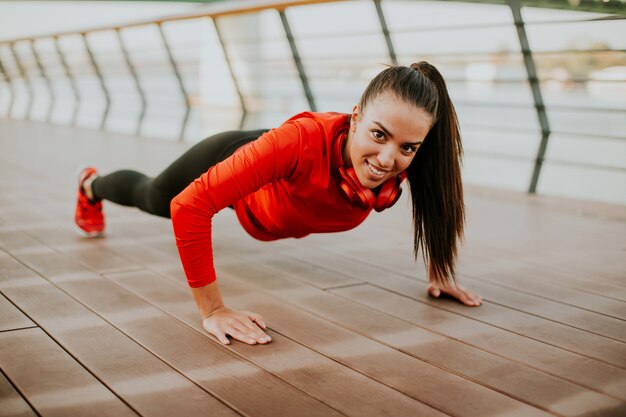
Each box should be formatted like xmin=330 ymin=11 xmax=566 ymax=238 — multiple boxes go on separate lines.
xmin=286 ymin=0 xmax=388 ymax=114
xmin=58 ymin=34 xmax=107 ymax=129
xmin=86 ymin=30 xmax=139 ymax=135
xmin=463 ymin=155 xmax=533 ymax=191
xmin=12 ymin=40 xmax=50 ymax=122
xmin=545 ymin=134 xmax=626 ymax=170
xmin=456 ymin=102 xmax=539 ymax=132
xmin=462 ymin=127 xmax=537 ymax=191
xmin=0 ymin=42 xmax=29 ymax=119
xmin=217 ymin=10 xmax=308 ymax=129
xmin=383 ymin=1 xmax=519 ymax=56
xmin=547 ymin=107 xmax=625 ymax=139
xmin=34 ymin=37 xmax=77 ymax=125
xmin=392 ymin=26 xmax=521 ymax=56
xmin=383 ymin=0 xmax=511 ymax=30
xmin=194 ymin=19 xmax=242 ymax=138
xmin=525 ymin=19 xmax=626 ymax=52
xmin=464 ymin=128 xmax=540 ymax=159
xmin=0 ymin=53 xmax=10 ymax=117
xmin=119 ymin=24 xmax=183 ymax=140
xmin=161 ymin=18 xmax=239 ymax=141
xmin=538 ymin=163 xmax=626 ymax=205
xmin=535 ymin=51 xmax=626 ymax=117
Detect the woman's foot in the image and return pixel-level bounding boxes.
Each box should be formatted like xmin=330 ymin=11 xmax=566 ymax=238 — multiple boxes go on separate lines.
xmin=74 ymin=167 xmax=105 ymax=237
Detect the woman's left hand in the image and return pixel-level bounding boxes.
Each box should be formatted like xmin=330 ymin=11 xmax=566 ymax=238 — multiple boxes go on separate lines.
xmin=427 ymin=280 xmax=483 ymax=306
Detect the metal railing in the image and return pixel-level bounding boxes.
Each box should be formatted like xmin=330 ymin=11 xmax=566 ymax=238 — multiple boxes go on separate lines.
xmin=0 ymin=0 xmax=624 ymax=204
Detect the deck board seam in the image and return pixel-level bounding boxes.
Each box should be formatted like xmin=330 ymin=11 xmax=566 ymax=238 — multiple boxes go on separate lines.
xmin=101 ymin=268 xmax=442 ymax=417
xmin=324 ymin=285 xmax=626 ymax=402
xmin=458 ymin=249 xmax=626 ymax=307
xmin=216 ymin=253 xmax=626 ymax=402
xmin=361 ymin=280 xmax=626 ymax=371
xmin=0 ymin=325 xmax=39 ymax=333
xmin=290 ymin=247 xmax=626 ymax=346
xmin=0 ymin=250 xmax=238 ymax=417
xmin=0 ymin=367 xmax=42 ymax=417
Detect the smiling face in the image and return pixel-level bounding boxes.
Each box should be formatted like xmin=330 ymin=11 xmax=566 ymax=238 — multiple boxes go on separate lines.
xmin=343 ymin=92 xmax=433 ymax=189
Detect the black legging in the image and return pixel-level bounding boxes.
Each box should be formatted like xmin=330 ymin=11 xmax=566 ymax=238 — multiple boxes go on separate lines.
xmin=91 ymin=129 xmax=269 ymax=218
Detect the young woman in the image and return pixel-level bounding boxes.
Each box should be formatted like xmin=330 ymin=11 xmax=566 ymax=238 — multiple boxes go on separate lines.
xmin=75 ymin=62 xmax=483 ymax=346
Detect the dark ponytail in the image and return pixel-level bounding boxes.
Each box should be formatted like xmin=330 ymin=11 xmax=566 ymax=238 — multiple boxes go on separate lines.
xmin=358 ymin=62 xmax=465 ymax=285
xmin=406 ymin=62 xmax=465 ymax=285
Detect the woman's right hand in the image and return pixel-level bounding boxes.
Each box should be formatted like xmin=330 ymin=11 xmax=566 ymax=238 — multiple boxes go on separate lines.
xmin=202 ymin=307 xmax=272 ymax=345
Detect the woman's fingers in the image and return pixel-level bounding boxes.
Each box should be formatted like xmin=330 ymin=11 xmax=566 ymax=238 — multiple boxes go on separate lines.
xmin=202 ymin=319 xmax=231 ymax=345
xmin=236 ymin=320 xmax=271 ymax=344
xmin=214 ymin=329 xmax=231 ymax=345
xmin=245 ymin=311 xmax=267 ymax=330
xmin=202 ymin=308 xmax=272 ymax=345
xmin=227 ymin=327 xmax=257 ymax=345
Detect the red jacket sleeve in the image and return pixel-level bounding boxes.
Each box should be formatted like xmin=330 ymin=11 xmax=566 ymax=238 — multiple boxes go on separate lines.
xmin=170 ymin=122 xmax=301 ymax=287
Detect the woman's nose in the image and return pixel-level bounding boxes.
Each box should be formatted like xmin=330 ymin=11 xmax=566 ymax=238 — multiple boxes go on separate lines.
xmin=377 ymin=146 xmax=395 ymax=169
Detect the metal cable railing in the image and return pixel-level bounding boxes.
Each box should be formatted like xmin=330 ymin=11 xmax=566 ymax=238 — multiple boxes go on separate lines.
xmin=0 ymin=0 xmax=624 ymax=204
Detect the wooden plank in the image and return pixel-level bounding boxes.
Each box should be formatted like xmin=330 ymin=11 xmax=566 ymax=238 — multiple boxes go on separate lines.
xmin=277 ymin=249 xmax=626 ymax=369
xmin=13 ymin=225 xmax=144 ymax=275
xmin=0 ymin=252 xmax=239 ymax=417
xmin=0 ymin=327 xmax=137 ymax=417
xmin=150 ymin=262 xmax=554 ymax=417
xmin=0 ymin=227 xmax=43 ymax=253
xmin=456 ymin=249 xmax=626 ymax=320
xmin=0 ymin=370 xmax=37 ymax=417
xmin=105 ymin=269 xmax=448 ymax=417
xmin=449 ymin=274 xmax=626 ymax=342
xmin=214 ymin=258 xmax=626 ymax=417
xmin=332 ymin=283 xmax=626 ymax=401
xmin=260 ymin=258 xmax=361 ymax=289
xmin=219 ymin=278 xmax=556 ymax=417
xmin=218 ymin=250 xmax=626 ymax=401
xmin=0 ymin=293 xmax=35 ymax=332
xmin=9 ymin=245 xmax=351 ymax=417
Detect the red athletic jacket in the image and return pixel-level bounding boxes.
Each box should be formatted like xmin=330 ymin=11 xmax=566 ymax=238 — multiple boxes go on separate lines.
xmin=171 ymin=112 xmax=373 ymax=287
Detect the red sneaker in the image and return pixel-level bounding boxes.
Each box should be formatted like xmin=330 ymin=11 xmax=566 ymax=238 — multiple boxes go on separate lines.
xmin=74 ymin=167 xmax=105 ymax=237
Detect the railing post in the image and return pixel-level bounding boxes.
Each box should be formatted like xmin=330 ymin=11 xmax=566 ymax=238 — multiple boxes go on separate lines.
xmin=0 ymin=54 xmax=15 ymax=118
xmin=509 ymin=0 xmax=551 ymax=194
xmin=54 ymin=36 xmax=81 ymax=126
xmin=81 ymin=32 xmax=111 ymax=130
xmin=10 ymin=42 xmax=33 ymax=119
xmin=30 ymin=39 xmax=55 ymax=123
xmin=373 ymin=0 xmax=398 ymax=66
xmin=278 ymin=9 xmax=316 ymax=112
xmin=213 ymin=17 xmax=248 ymax=130
xmin=115 ymin=28 xmax=147 ymax=136
xmin=157 ymin=22 xmax=190 ymax=142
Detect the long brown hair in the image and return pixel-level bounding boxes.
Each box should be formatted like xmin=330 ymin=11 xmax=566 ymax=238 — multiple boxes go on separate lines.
xmin=358 ymin=62 xmax=465 ymax=285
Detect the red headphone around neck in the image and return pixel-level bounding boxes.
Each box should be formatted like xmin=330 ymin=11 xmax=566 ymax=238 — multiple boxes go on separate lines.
xmin=331 ymin=123 xmax=407 ymax=212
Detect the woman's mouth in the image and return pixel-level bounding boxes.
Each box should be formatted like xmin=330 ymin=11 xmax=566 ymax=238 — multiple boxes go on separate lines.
xmin=365 ymin=160 xmax=388 ymax=178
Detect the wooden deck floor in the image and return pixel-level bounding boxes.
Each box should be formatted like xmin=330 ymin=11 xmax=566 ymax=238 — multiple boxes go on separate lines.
xmin=1 ymin=119 xmax=625 ymax=417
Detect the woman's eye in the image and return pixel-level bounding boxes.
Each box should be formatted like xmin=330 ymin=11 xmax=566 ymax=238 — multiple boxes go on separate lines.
xmin=372 ymin=130 xmax=384 ymax=140
xmin=402 ymin=145 xmax=417 ymax=154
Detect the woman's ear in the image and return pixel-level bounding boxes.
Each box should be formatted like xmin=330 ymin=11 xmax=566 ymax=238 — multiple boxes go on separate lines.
xmin=350 ymin=105 xmax=360 ymax=132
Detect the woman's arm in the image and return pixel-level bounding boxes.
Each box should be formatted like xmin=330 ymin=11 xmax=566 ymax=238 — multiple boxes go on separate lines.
xmin=427 ymin=263 xmax=483 ymax=306
xmin=171 ymin=122 xmax=303 ymax=345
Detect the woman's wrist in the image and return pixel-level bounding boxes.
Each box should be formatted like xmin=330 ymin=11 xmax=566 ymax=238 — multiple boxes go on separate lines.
xmin=191 ymin=281 xmax=226 ymax=318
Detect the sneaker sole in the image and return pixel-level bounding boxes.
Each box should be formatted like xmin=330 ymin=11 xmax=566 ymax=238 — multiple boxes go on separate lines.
xmin=73 ymin=224 xmax=106 ymax=239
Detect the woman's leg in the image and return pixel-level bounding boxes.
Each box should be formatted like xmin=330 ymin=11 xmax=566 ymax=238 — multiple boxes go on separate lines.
xmin=90 ymin=129 xmax=268 ymax=218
